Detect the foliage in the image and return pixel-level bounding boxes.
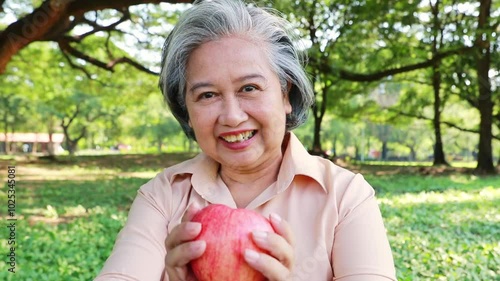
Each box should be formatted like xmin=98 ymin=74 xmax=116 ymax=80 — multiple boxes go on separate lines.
xmin=128 ymin=94 xmax=185 ymax=152
xmin=0 ymin=0 xmax=499 ymax=168
xmin=0 ymin=155 xmax=498 ymax=280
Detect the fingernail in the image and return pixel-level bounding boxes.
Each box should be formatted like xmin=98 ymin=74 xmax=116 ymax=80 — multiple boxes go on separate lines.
xmin=186 ymin=222 xmax=201 ymax=234
xmin=190 ymin=240 xmax=206 ymax=251
xmin=244 ymin=249 xmax=260 ymax=263
xmin=270 ymin=213 xmax=282 ymax=224
xmin=252 ymin=231 xmax=268 ymax=243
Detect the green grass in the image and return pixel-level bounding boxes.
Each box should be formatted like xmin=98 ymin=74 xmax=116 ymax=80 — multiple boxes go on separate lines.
xmin=0 ymin=155 xmax=498 ymax=280
xmin=366 ymin=174 xmax=500 ymax=280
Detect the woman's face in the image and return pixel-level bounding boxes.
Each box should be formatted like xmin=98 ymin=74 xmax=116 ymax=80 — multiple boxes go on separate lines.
xmin=185 ymin=36 xmax=292 ymax=171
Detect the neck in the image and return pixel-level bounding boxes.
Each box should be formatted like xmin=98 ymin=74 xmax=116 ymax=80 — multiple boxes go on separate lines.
xmin=220 ymin=148 xmax=285 ymax=208
xmin=219 ymin=133 xmax=291 ymax=208
xmin=221 ymin=153 xmax=282 ymax=185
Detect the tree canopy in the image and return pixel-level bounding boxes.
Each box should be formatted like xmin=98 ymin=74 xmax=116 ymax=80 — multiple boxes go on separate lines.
xmin=1 ymin=0 xmax=498 ymax=173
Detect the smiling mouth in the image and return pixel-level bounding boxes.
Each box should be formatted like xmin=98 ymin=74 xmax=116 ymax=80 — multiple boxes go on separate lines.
xmin=220 ymin=130 xmax=256 ymax=143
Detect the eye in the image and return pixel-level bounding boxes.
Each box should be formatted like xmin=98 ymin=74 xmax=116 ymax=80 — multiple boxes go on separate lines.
xmin=241 ymin=85 xmax=257 ymax=93
xmin=198 ymin=92 xmax=216 ymax=100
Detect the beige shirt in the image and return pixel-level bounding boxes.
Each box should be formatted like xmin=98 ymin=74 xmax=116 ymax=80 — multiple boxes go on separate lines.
xmin=95 ymin=133 xmax=396 ymax=281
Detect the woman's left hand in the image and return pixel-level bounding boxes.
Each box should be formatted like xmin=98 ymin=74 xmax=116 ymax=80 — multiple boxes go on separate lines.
xmin=244 ymin=213 xmax=295 ymax=281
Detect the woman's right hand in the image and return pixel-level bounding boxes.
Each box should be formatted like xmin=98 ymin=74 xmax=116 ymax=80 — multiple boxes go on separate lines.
xmin=164 ymin=204 xmax=206 ymax=281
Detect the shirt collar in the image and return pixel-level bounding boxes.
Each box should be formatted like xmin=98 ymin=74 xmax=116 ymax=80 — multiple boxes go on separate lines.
xmin=276 ymin=132 xmax=327 ymax=193
xmin=167 ymin=132 xmax=327 ymax=205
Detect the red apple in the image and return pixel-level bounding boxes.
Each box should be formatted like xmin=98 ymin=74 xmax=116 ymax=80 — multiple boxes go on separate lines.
xmin=190 ymin=204 xmax=275 ymax=281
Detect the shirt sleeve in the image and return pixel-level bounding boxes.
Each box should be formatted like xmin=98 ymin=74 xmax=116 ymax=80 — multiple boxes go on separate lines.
xmin=332 ymin=174 xmax=397 ymax=281
xmin=94 ymin=175 xmax=171 ymax=281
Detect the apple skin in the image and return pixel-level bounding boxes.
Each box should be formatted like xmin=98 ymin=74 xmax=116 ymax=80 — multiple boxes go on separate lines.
xmin=190 ymin=204 xmax=275 ymax=281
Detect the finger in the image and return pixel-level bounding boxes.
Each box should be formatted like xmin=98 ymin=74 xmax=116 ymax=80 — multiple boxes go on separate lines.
xmin=165 ymin=221 xmax=202 ymax=250
xmin=244 ymin=249 xmax=290 ymax=281
xmin=165 ymin=240 xmax=206 ymax=267
xmin=269 ymin=213 xmax=295 ymax=247
xmin=166 ymin=203 xmax=204 ymax=249
xmin=164 ymin=265 xmax=198 ymax=281
xmin=182 ymin=202 xmax=203 ymax=223
xmin=165 ymin=241 xmax=204 ymax=281
xmin=251 ymin=230 xmax=294 ymax=269
xmin=164 ymin=266 xmax=186 ymax=281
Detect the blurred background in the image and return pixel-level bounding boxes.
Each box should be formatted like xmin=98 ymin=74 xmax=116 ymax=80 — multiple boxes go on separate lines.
xmin=0 ymin=0 xmax=498 ymax=280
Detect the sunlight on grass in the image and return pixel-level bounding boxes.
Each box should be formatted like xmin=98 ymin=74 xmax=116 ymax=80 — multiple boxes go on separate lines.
xmin=377 ymin=176 xmax=500 ymax=280
xmin=450 ymin=162 xmax=477 ymax=168
xmin=18 ymin=164 xmax=159 ymax=181
xmin=357 ymin=161 xmax=477 ymax=168
xmin=357 ymin=160 xmax=434 ymax=166
xmin=378 ymin=186 xmax=499 ymax=206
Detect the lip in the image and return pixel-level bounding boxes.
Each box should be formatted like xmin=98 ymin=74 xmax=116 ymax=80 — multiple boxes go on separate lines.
xmin=219 ymin=129 xmax=255 ymax=138
xmin=218 ymin=130 xmax=257 ymax=150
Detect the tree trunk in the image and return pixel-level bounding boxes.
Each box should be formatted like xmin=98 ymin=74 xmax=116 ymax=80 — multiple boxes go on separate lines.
xmin=157 ymin=138 xmax=163 ymax=153
xmin=432 ymin=78 xmax=448 ymax=166
xmin=430 ymin=0 xmax=449 ymax=166
xmin=43 ymin=116 xmax=55 ymax=155
xmin=3 ymin=132 xmax=9 ymax=154
xmin=381 ymin=141 xmax=388 ymax=160
xmin=311 ymin=116 xmax=323 ymax=155
xmin=310 ymin=82 xmax=329 ymax=156
xmin=61 ymin=124 xmax=85 ymax=156
xmin=66 ymin=140 xmax=77 ymax=155
xmin=47 ymin=132 xmax=55 ymax=156
xmin=474 ymin=0 xmax=495 ymax=174
xmin=409 ymin=146 xmax=416 ymax=161
xmin=354 ymin=144 xmax=360 ymax=160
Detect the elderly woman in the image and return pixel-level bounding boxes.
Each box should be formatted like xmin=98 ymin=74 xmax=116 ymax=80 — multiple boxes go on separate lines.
xmin=95 ymin=0 xmax=396 ymax=280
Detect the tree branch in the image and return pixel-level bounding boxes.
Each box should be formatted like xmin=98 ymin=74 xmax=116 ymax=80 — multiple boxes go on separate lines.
xmin=108 ymin=57 xmax=159 ymax=75
xmin=60 ymin=48 xmax=94 ymax=79
xmin=389 ymin=108 xmax=500 ymax=141
xmin=57 ymin=37 xmax=111 ymax=70
xmin=61 ymin=104 xmax=80 ymax=130
xmin=75 ymin=8 xmax=130 ymax=41
xmin=0 ymin=0 xmax=192 ymax=73
xmin=333 ymin=46 xmax=475 ymax=82
xmin=57 ymin=36 xmax=158 ymax=75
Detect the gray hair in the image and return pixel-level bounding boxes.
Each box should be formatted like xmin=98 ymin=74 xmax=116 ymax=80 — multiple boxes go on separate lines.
xmin=159 ymin=0 xmax=314 ymax=139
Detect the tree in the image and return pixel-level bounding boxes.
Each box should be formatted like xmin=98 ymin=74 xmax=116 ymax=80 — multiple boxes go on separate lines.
xmin=5 ymin=39 xmax=157 ymax=155
xmin=130 ymin=94 xmax=183 ymax=153
xmin=428 ymin=0 xmax=449 ymax=166
xmin=0 ymin=93 xmax=30 ymax=154
xmin=0 ymin=0 xmax=191 ymax=74
xmin=473 ymin=0 xmax=496 ymax=173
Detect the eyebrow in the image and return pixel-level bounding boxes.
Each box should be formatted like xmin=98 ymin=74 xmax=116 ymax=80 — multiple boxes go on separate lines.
xmin=188 ymin=73 xmax=267 ymax=93
xmin=189 ymin=82 xmax=213 ymax=93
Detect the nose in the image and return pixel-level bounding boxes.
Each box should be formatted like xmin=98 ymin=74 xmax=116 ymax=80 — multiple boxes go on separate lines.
xmin=218 ymin=95 xmax=248 ymax=127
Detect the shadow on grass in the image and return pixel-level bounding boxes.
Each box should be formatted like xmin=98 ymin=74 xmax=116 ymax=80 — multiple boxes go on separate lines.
xmin=365 ymin=174 xmax=500 ymax=195
xmin=8 ymin=177 xmax=149 ymax=220
xmin=35 ymin=152 xmax=196 ymax=172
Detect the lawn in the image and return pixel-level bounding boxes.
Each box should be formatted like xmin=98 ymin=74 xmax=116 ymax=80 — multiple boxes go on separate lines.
xmin=0 ymin=154 xmax=498 ymax=280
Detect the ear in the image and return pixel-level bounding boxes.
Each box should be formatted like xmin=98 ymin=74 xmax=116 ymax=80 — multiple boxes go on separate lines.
xmin=284 ymin=82 xmax=292 ymax=114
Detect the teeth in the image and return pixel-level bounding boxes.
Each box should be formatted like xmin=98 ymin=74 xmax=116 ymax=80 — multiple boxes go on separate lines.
xmin=222 ymin=131 xmax=254 ymax=143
